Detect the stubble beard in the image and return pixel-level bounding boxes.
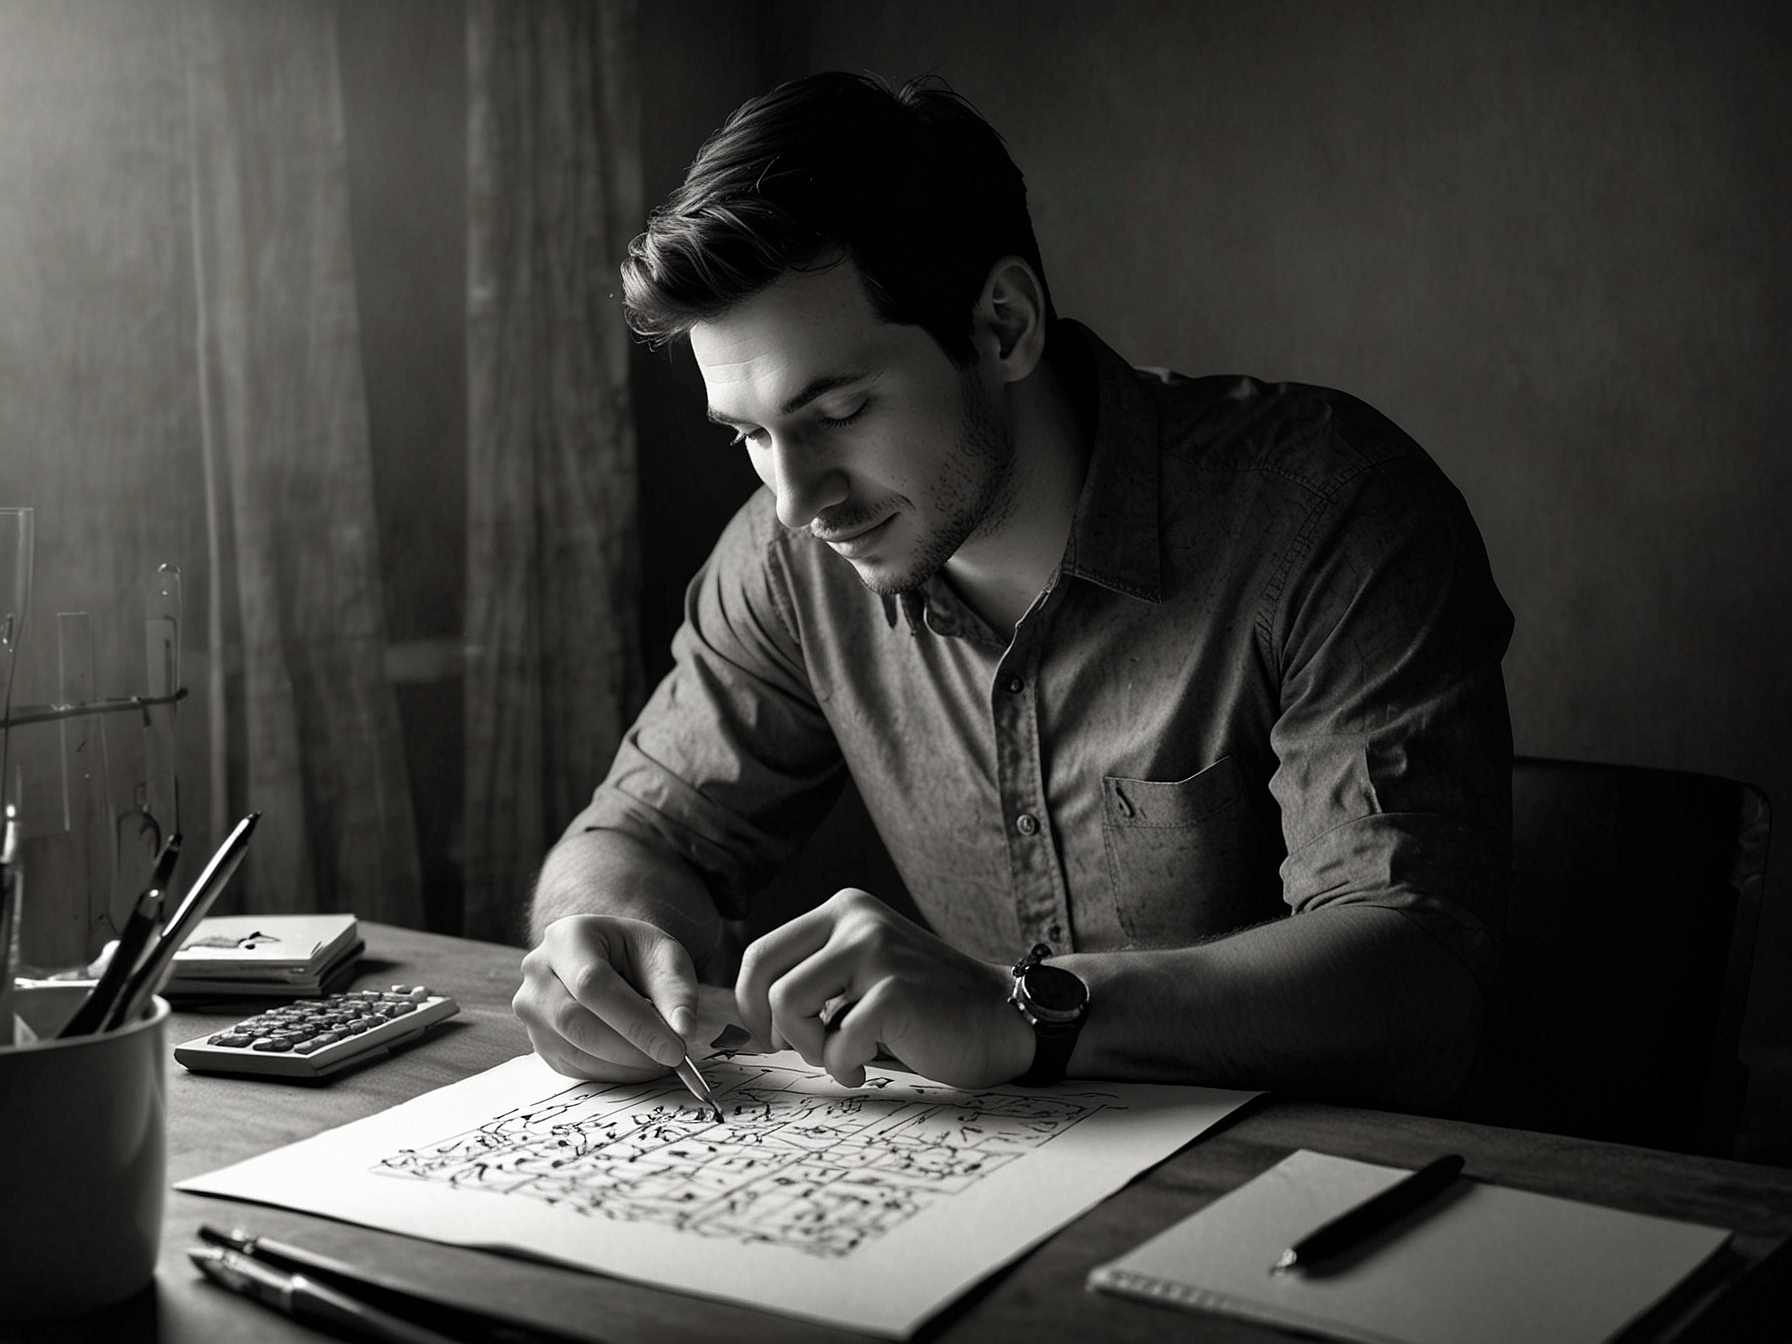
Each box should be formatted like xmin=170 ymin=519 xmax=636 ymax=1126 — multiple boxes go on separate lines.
xmin=852 ymin=366 xmax=1018 ymax=597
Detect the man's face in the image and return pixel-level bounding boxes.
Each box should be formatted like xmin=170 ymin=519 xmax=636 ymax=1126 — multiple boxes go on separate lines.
xmin=690 ymin=260 xmax=1016 ymax=596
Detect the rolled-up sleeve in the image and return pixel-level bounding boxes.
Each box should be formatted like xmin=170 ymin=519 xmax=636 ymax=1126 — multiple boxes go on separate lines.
xmin=1268 ymin=446 xmax=1514 ymax=988
xmin=563 ymin=494 xmax=846 ymax=918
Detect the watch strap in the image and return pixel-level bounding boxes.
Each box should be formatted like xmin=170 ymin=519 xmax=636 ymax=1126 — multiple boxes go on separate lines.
xmin=1012 ymin=1016 xmax=1080 ymax=1087
xmin=1009 ymin=943 xmax=1088 ymax=1088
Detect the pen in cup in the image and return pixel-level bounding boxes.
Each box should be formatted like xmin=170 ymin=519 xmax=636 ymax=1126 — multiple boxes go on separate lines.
xmin=0 ymin=805 xmax=18 ymax=1046
xmin=59 ymin=833 xmax=181 ymax=1039
xmin=102 ymin=813 xmax=258 ymax=1032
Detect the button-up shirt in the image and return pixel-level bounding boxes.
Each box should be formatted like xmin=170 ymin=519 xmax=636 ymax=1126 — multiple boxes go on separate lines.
xmin=570 ymin=322 xmax=1513 ymax=985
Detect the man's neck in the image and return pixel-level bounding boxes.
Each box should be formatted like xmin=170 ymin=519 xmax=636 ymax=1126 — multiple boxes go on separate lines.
xmin=943 ymin=353 xmax=1091 ymax=639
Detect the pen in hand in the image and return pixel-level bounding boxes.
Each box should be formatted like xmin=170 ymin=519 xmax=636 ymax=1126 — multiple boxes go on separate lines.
xmin=1271 ymin=1153 xmax=1466 ymax=1273
xmin=674 ymin=1053 xmax=725 ymax=1124
xmin=647 ymin=997 xmax=723 ymax=1123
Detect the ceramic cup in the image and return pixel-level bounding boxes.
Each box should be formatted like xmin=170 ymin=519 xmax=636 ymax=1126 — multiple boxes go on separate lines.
xmin=0 ymin=983 xmax=169 ymax=1320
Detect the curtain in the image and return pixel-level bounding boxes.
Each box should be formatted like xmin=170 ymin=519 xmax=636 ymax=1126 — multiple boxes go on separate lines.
xmin=183 ymin=0 xmax=422 ymax=925
xmin=0 ymin=0 xmax=423 ymax=964
xmin=0 ymin=1 xmax=206 ymax=966
xmin=462 ymin=1 xmax=644 ymax=944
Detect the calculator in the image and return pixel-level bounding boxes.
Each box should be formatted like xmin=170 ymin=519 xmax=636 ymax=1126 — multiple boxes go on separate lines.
xmin=173 ymin=985 xmax=459 ymax=1079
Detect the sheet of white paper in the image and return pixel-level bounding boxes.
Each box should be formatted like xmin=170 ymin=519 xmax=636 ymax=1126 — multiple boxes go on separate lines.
xmin=178 ymin=1051 xmax=1257 ymax=1337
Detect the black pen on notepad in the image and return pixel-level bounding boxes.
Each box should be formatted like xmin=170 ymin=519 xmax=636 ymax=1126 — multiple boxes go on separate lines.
xmin=1271 ymin=1153 xmax=1465 ymax=1273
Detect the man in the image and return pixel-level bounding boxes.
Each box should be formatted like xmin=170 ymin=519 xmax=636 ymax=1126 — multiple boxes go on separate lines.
xmin=513 ymin=72 xmax=1513 ymax=1111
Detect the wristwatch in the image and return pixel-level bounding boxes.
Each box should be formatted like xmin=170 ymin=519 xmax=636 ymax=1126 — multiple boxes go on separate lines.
xmin=1008 ymin=943 xmax=1090 ymax=1087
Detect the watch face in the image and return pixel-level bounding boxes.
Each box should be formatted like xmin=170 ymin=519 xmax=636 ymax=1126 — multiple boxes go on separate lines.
xmin=1023 ymin=964 xmax=1088 ymax=1016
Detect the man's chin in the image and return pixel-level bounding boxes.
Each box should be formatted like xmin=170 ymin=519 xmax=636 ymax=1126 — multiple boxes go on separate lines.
xmin=825 ymin=522 xmax=958 ymax=596
xmin=847 ymin=558 xmax=928 ymax=597
xmin=838 ymin=546 xmax=953 ymax=598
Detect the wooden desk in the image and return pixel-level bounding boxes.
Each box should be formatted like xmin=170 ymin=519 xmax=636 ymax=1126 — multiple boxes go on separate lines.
xmin=17 ymin=923 xmax=1792 ymax=1343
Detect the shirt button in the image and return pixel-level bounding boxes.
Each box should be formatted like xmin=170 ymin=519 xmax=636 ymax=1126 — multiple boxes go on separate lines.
xmin=1015 ymin=813 xmax=1039 ymax=836
xmin=1002 ymin=674 xmax=1024 ymax=694
xmin=1048 ymin=923 xmax=1063 ymax=943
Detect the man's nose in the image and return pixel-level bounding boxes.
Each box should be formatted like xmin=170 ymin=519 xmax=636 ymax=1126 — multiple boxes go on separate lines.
xmin=764 ymin=438 xmax=848 ymax=531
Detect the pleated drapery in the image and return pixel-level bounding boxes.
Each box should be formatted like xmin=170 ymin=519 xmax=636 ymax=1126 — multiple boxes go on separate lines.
xmin=462 ymin=1 xmax=644 ymax=944
xmin=0 ymin=0 xmax=425 ymax=960
xmin=1 ymin=1 xmax=644 ymax=956
xmin=181 ymin=0 xmax=423 ymax=925
xmin=0 ymin=1 xmax=204 ymax=965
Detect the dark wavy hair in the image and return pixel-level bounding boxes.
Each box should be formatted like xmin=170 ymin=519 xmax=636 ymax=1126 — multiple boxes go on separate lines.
xmin=620 ymin=72 xmax=1053 ymax=365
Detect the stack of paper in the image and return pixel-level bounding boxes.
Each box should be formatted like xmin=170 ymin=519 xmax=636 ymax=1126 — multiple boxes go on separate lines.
xmin=164 ymin=913 xmax=362 ymax=999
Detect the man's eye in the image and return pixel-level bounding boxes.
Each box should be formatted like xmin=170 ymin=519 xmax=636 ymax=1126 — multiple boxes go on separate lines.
xmin=817 ymin=401 xmax=868 ymax=430
xmin=729 ymin=427 xmax=769 ymax=449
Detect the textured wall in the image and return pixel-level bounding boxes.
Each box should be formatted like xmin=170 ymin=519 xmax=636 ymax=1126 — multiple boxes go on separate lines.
xmin=765 ymin=0 xmax=1792 ymax=1072
xmin=635 ymin=3 xmax=1792 ymax=1078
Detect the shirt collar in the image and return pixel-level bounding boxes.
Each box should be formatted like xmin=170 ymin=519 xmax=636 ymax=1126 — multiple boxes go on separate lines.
xmin=883 ymin=320 xmax=1164 ymax=637
xmin=1055 ymin=321 xmax=1164 ymax=603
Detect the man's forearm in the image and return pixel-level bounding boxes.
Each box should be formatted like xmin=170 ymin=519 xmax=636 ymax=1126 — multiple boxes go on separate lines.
xmin=529 ymin=827 xmax=726 ymax=968
xmin=1059 ymin=903 xmax=1483 ymax=1109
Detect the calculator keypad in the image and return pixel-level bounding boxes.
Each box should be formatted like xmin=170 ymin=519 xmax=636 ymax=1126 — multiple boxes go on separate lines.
xmin=174 ymin=985 xmax=458 ymax=1079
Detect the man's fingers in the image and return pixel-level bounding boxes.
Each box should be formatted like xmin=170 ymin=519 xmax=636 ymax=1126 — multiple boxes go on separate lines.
xmin=537 ymin=919 xmax=695 ymax=1068
xmin=821 ymin=979 xmax=892 ymax=1088
xmin=735 ymin=904 xmax=838 ymax=1047
xmin=513 ymin=975 xmax=666 ymax=1082
xmin=549 ymin=978 xmax=662 ymax=1066
xmin=627 ymin=928 xmax=701 ymax=1054
xmin=527 ymin=1023 xmax=664 ymax=1084
xmin=561 ymin=952 xmax=686 ymax=1067
xmin=764 ymin=942 xmax=862 ymax=1067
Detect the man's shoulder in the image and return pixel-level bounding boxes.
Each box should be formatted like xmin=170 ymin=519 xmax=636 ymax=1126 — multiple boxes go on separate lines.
xmin=1143 ymin=366 xmax=1443 ymax=501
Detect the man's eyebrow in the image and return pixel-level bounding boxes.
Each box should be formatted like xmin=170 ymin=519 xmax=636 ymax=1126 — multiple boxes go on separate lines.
xmin=705 ymin=371 xmax=875 ymax=427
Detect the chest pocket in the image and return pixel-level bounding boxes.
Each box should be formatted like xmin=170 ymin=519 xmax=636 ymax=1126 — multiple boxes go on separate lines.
xmin=1102 ymin=755 xmax=1271 ymax=947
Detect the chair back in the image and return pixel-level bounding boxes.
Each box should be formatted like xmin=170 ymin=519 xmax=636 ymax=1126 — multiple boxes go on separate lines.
xmin=1479 ymin=756 xmax=1769 ymax=1156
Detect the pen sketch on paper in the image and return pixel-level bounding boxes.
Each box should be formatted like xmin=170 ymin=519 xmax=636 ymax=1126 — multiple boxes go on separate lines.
xmin=373 ymin=1056 xmax=1109 ymax=1259
xmin=176 ymin=1048 xmax=1260 ymax=1336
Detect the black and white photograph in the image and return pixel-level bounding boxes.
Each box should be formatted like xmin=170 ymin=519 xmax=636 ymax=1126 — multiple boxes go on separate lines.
xmin=1 ymin=3 xmax=1788 ymax=1341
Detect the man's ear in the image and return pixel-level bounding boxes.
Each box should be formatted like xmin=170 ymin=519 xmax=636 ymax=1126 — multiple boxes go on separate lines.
xmin=971 ymin=256 xmax=1049 ymax=384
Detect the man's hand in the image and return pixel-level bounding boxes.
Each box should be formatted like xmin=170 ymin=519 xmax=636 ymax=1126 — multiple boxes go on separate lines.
xmin=735 ymin=889 xmax=1035 ymax=1090
xmin=514 ymin=914 xmax=700 ymax=1082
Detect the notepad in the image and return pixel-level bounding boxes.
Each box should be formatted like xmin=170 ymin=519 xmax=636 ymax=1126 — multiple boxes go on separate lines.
xmin=1088 ymin=1149 xmax=1730 ymax=1344
xmin=163 ymin=913 xmax=362 ymax=998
